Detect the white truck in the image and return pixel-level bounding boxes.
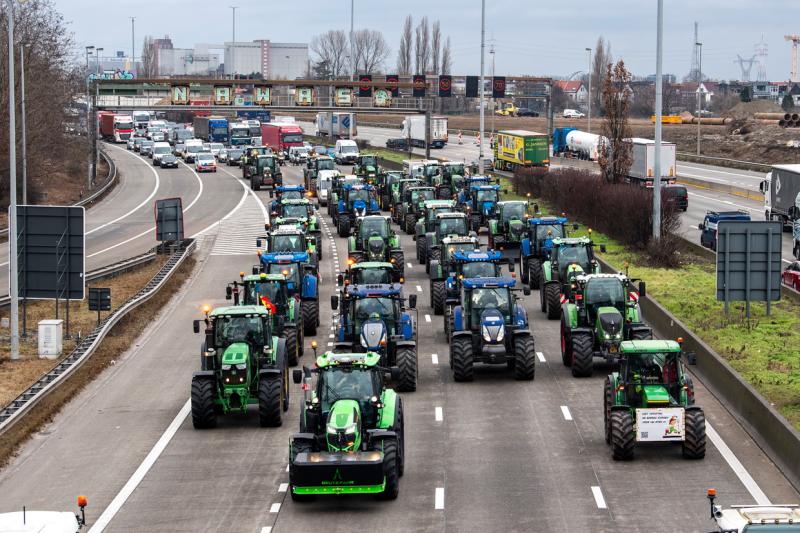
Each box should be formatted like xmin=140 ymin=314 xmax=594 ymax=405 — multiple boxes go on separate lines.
xmin=626 ymin=138 xmax=677 ymax=188
xmin=315 ymin=112 xmax=357 ymax=139
xmin=705 ymin=489 xmax=800 ymax=532
xmin=401 ymin=115 xmax=448 ymax=149
xmin=760 ymin=164 xmax=800 ymax=236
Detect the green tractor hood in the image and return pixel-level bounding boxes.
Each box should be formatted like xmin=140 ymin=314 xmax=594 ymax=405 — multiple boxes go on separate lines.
xmin=365 ymin=236 xmax=387 ymax=261
xmin=643 ymin=385 xmax=670 ymax=406
xmin=595 ymin=306 xmax=624 ymax=343
xmin=222 ymin=342 xmax=249 ymax=366
xmin=326 ymin=399 xmax=363 ymax=452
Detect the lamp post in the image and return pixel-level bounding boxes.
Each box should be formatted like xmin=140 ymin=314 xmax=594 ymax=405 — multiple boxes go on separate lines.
xmin=21 ymin=43 xmax=28 ymax=205
xmin=478 ymin=0 xmax=486 ymax=174
xmin=94 ymin=47 xmax=103 ymax=75
xmin=7 ymin=0 xmax=19 ymax=359
xmin=230 ymin=6 xmax=236 ymax=79
xmin=586 ymin=47 xmax=592 ymax=133
xmin=286 ymin=55 xmax=290 ymax=79
xmin=85 ymin=45 xmax=93 ymax=189
xmin=653 ymin=0 xmax=664 ymax=240
xmin=696 ymin=41 xmax=703 ymax=156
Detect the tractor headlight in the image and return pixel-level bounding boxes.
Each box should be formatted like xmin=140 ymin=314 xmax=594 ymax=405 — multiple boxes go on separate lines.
xmin=327 ymin=425 xmax=337 ymax=434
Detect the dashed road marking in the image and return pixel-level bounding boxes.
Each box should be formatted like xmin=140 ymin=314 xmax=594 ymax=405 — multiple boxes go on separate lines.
xmin=591 ymin=486 xmax=607 ymax=509
xmin=435 ymin=487 xmax=445 ymax=510
xmin=431 ymin=353 xmax=439 ymax=365
xmin=329 ymin=334 xmax=334 ymax=338
xmin=269 ymin=503 xmax=281 ymax=513
xmin=407 ymin=262 xmax=413 ymax=269
xmin=327 ymin=342 xmax=334 ymax=347
xmin=278 ymin=483 xmax=288 ymax=493
xmin=424 ymin=314 xmax=431 ymax=323
xmin=260 ymin=528 xmax=272 ymax=533
xmin=561 ymin=406 xmax=573 ymax=421
xmin=286 ymin=463 xmax=289 ymax=472
xmin=536 ymin=351 xmax=546 ymax=363
xmin=416 ymin=285 xmax=423 ymax=292
xmin=435 ymin=406 xmax=443 ymax=422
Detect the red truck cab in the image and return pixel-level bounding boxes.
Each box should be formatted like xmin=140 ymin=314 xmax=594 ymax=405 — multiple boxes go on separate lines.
xmin=261 ymin=122 xmax=304 ymax=154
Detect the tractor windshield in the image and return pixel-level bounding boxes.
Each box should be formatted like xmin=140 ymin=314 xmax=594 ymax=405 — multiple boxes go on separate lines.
xmin=438 ymin=217 xmax=467 ymax=237
xmin=215 ymin=315 xmax=264 ymax=346
xmin=625 ymin=352 xmax=668 ymax=385
xmin=424 ymin=165 xmax=440 ymax=179
xmin=281 ymin=205 xmax=310 ymax=219
xmin=348 ymin=189 xmax=371 ymax=205
xmin=360 ymin=218 xmax=389 ymax=239
xmin=317 ymin=159 xmax=335 ymax=171
xmin=353 ymin=297 xmax=398 ymax=335
xmin=462 ymin=261 xmax=497 ymax=279
xmin=585 ymin=279 xmax=626 ymax=309
xmin=257 ymin=157 xmax=275 ymax=172
xmin=362 ymin=156 xmax=378 ymax=167
xmin=320 ymin=368 xmax=377 ymax=411
xmin=411 ymin=189 xmax=435 ymax=204
xmin=501 ymin=203 xmax=527 ymax=223
xmin=270 ymin=235 xmax=304 ymax=252
xmin=469 ymin=288 xmax=511 ymax=325
xmin=556 ymin=245 xmax=590 ymax=276
xmin=267 ymin=263 xmax=300 ymax=285
xmin=353 ymin=268 xmax=392 ymax=285
xmin=248 ymin=281 xmax=287 ymax=309
xmin=446 ymin=243 xmax=479 ymax=260
xmin=280 ymin=191 xmax=304 ymax=201
xmin=476 ymin=189 xmax=499 ymax=204
xmin=535 ymin=224 xmax=565 ymax=241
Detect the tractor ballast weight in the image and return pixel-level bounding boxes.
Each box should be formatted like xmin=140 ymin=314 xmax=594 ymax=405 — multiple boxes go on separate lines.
xmin=540 ymin=236 xmax=605 ymax=320
xmin=258 ymin=252 xmax=320 ymax=336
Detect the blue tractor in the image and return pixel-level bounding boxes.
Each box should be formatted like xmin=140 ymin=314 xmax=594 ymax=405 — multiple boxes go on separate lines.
xmin=520 ymin=216 xmax=577 ymax=288
xmin=430 ymin=249 xmax=504 ymax=316
xmin=331 ymin=284 xmax=419 ymax=392
xmin=335 ymin=184 xmax=380 ymax=237
xmin=257 ymin=252 xmax=319 ymax=336
xmin=459 ymin=184 xmax=502 ymax=232
xmin=447 ymin=277 xmax=535 ymax=381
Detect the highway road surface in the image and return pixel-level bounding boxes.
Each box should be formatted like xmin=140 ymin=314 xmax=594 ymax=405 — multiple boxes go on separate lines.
xmin=1 ymin=160 xmax=796 ymax=532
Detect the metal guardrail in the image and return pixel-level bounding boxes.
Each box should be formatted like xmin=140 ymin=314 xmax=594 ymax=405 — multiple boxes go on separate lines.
xmin=676 ymin=151 xmax=771 ymax=170
xmin=0 ymin=239 xmax=194 ymax=436
xmin=0 ymin=145 xmax=118 ymax=238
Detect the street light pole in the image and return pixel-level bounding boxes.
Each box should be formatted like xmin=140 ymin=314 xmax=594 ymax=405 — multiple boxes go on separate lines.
xmin=230 ymin=6 xmax=236 ymax=79
xmin=478 ymin=0 xmax=486 ymax=174
xmin=696 ymin=41 xmax=702 ymax=156
xmin=490 ymin=43 xmax=495 ymax=139
xmin=129 ymin=17 xmax=135 ymax=65
xmin=85 ymin=45 xmax=93 ymax=190
xmin=7 ymin=0 xmax=20 ymax=359
xmin=653 ymin=0 xmax=664 ymax=240
xmin=586 ymin=47 xmax=592 ymax=133
xmin=94 ymin=47 xmax=103 ymax=75
xmin=285 ymin=55 xmax=290 ymax=79
xmin=21 ymin=44 xmax=28 ymax=205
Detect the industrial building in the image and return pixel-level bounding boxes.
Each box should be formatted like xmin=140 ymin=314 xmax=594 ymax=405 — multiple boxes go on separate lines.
xmin=223 ymin=40 xmax=309 ymax=79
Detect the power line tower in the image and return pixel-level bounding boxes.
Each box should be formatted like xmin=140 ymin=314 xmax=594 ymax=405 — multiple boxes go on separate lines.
xmin=755 ymin=35 xmax=768 ymax=82
xmin=735 ymin=54 xmax=757 ymax=81
xmin=689 ymin=22 xmax=701 ymax=82
xmin=786 ymin=34 xmax=800 ymax=82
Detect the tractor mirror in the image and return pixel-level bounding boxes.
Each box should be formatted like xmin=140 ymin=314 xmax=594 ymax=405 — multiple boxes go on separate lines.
xmin=686 ymin=351 xmax=698 ymax=365
xmin=533 ymin=203 xmax=540 ymax=214
xmin=508 ymin=262 xmax=515 ymax=273
xmin=337 ymin=274 xmax=344 ymax=286
xmin=573 ymin=223 xmax=579 ymax=230
xmin=252 ymin=266 xmax=259 ymax=275
xmin=292 ymin=369 xmax=303 ymax=384
xmin=638 ymin=281 xmax=647 ymax=299
xmin=225 ymin=286 xmax=232 ymax=300
xmin=192 ymin=320 xmax=200 ymax=334
xmin=409 ymin=294 xmax=417 ymax=308
xmin=599 ymin=244 xmax=607 ymax=253
xmin=269 ymin=190 xmax=274 ymax=198
xmin=256 ymin=239 xmax=263 ymax=248
xmin=523 ymin=284 xmax=531 ymax=296
xmin=698 ymin=223 xmax=704 ymax=230
xmin=331 ymin=295 xmax=339 ymax=310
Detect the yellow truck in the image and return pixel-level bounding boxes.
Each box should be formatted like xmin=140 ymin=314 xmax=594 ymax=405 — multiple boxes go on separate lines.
xmin=495 ymin=103 xmax=519 ymax=117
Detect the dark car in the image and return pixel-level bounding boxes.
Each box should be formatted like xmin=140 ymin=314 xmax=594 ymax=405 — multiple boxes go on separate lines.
xmin=160 ymin=154 xmax=179 ymax=168
xmin=227 ymin=148 xmax=244 ymax=166
xmin=661 ymin=184 xmax=688 ymax=211
xmin=516 ymin=108 xmax=539 ymax=117
xmin=133 ymin=137 xmax=145 ymax=152
xmin=386 ymin=138 xmax=409 ymax=150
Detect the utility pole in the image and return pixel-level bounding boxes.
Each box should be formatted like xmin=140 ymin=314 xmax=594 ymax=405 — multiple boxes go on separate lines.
xmin=129 ymin=17 xmax=135 ymax=65
xmin=21 ymin=44 xmax=28 ymax=205
xmin=85 ymin=45 xmax=93 ymax=190
xmin=478 ymin=0 xmax=486 ymax=174
xmin=490 ymin=41 xmax=495 ymax=138
xmin=696 ymin=41 xmax=702 ymax=156
xmin=230 ymin=6 xmax=237 ymax=79
xmin=653 ymin=0 xmax=664 ymax=241
xmin=350 ymin=0 xmax=355 ymax=81
xmin=7 ymin=0 xmax=20 ymax=359
xmin=586 ymin=47 xmax=592 ymax=133
xmin=94 ymin=47 xmax=103 ymax=75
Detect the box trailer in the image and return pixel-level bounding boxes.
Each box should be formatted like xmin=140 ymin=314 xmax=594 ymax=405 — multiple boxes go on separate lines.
xmin=761 ymin=164 xmax=800 ymax=230
xmin=315 ymin=112 xmax=357 ymax=139
xmin=401 ymin=115 xmax=448 ymax=148
xmin=493 ymin=130 xmax=549 ymax=171
xmin=627 ymin=138 xmax=677 ymax=188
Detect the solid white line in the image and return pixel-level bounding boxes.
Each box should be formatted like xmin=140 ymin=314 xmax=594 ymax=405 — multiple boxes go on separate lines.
xmin=707 ymin=422 xmax=771 ymax=505
xmin=416 ymin=285 xmax=423 ymax=292
xmin=278 ymin=483 xmax=288 ymax=493
xmin=88 ymin=400 xmax=191 ymax=532
xmin=285 ymin=463 xmax=289 ymax=472
xmin=591 ymin=486 xmax=607 ymax=509
xmin=561 ymin=406 xmax=573 ymax=421
xmin=424 ymin=314 xmax=431 ymax=323
xmin=434 ymin=487 xmax=445 ymax=510
xmin=536 ymin=351 xmax=546 ymax=363
xmin=431 ymin=353 xmax=439 ymax=365
xmin=435 ymin=406 xmax=443 ymax=422
xmin=269 ymin=503 xmax=281 ymax=513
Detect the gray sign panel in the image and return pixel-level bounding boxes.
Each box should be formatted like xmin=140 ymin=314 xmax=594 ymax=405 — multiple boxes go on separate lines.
xmin=155 ymin=198 xmax=184 ymax=242
xmin=716 ymin=220 xmax=782 ymax=303
xmin=13 ymin=205 xmax=86 ymax=300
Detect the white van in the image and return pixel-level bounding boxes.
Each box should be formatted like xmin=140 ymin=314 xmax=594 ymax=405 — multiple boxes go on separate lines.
xmin=316 ymin=169 xmax=339 ymax=206
xmin=152 ymin=142 xmax=172 ymax=166
xmin=334 ymin=139 xmax=359 ymax=165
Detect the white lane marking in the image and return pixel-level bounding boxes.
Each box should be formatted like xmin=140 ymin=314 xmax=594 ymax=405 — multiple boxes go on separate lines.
xmin=88 ymin=400 xmax=191 ymax=532
xmin=561 ymin=406 xmax=573 ymax=421
xmin=328 ymin=334 xmax=334 ymax=338
xmin=269 ymin=503 xmax=281 ymax=513
xmin=278 ymin=483 xmax=288 ymax=493
xmin=591 ymin=486 xmax=607 ymax=509
xmin=261 ymin=528 xmax=272 ymax=533
xmin=416 ymin=285 xmax=423 ymax=292
xmin=435 ymin=487 xmax=445 ymax=510
xmin=435 ymin=406 xmax=443 ymax=422
xmin=707 ymin=422 xmax=771 ymax=505
xmin=536 ymin=351 xmax=546 ymax=363
xmin=686 ymin=191 xmax=760 ymax=213
xmin=431 ymin=353 xmax=439 ymax=365
xmin=285 ymin=463 xmax=289 ymax=472
xmin=327 ymin=342 xmax=334 ymax=347
xmin=424 ymin=314 xmax=431 ymax=323
xmin=407 ymin=262 xmax=413 ymax=269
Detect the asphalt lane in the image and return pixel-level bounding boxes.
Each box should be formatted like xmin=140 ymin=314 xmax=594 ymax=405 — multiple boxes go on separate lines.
xmin=1 ymin=163 xmax=797 ymax=532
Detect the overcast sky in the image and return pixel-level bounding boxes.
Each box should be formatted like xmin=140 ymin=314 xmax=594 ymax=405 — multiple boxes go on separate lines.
xmin=56 ymin=0 xmax=797 ymax=82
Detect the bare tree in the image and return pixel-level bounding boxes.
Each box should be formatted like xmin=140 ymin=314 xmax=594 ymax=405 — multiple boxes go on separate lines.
xmin=352 ymin=29 xmax=390 ymax=75
xmin=440 ymin=37 xmax=452 ymax=75
xmin=591 ymin=36 xmax=611 ymax=116
xmin=431 ymin=20 xmax=441 ymax=75
xmin=397 ymin=15 xmax=413 ymax=75
xmin=414 ymin=16 xmax=430 ymax=74
xmin=140 ymin=36 xmax=158 ymax=78
xmin=310 ymin=29 xmax=349 ymax=78
xmin=598 ymin=60 xmax=633 ymax=184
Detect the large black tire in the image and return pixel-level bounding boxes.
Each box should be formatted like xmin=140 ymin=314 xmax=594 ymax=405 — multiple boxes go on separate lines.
xmin=391 ymin=250 xmax=405 ymax=277
xmin=302 ymin=301 xmax=318 ymax=336
xmin=404 ymin=213 xmax=416 ymax=234
xmin=451 ymin=336 xmax=474 ymax=382
xmin=416 ymin=236 xmax=425 ymax=262
xmin=381 ymin=194 xmax=391 ymax=212
xmin=631 ymin=328 xmax=652 ymax=341
xmin=428 ymin=247 xmax=441 ymax=274
xmin=315 ymin=234 xmax=323 ymax=260
xmin=571 ymin=333 xmax=594 ymax=378
xmin=611 ymin=410 xmax=635 ymax=460
xmin=338 ymin=217 xmax=350 ymax=238
xmin=521 ymin=259 xmax=529 ymax=284
xmin=604 ymin=377 xmax=614 ymax=444
xmin=528 ymin=259 xmax=542 ymax=290
xmin=376 ymin=437 xmax=400 ymax=500
xmin=445 ymin=307 xmax=454 ymax=346
xmin=191 ymin=377 xmax=217 ymax=429
xmin=251 ymin=177 xmax=260 ymax=191
xmin=545 ymin=283 xmax=561 ymax=320
xmin=284 ymin=326 xmax=299 ymax=367
xmin=682 ymin=410 xmax=706 ymax=459
xmin=560 ymin=320 xmax=572 ymax=367
xmin=258 ymin=374 xmax=283 ymax=427
xmin=539 ymin=275 xmax=547 ymax=312
xmin=513 ymin=334 xmax=536 ymax=380
xmin=394 ymin=400 xmax=405 ymax=477
xmin=290 ymin=440 xmax=315 ymax=502
xmin=431 ymin=280 xmax=446 ymax=315
xmin=395 ymin=347 xmax=417 ymax=392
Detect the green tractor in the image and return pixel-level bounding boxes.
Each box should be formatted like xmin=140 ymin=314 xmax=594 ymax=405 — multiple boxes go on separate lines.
xmin=338 ymin=261 xmax=404 ymax=289
xmin=436 ymin=161 xmax=467 ymax=199
xmin=354 ymin=154 xmax=380 ymax=185
xmin=539 ymin=236 xmax=605 ymax=320
xmin=303 ymin=155 xmax=336 ymax=193
xmin=270 ymin=199 xmax=322 ymax=259
xmin=389 ymin=178 xmax=423 ymax=224
xmin=379 ymin=171 xmax=404 ymax=212
xmin=241 ymin=146 xmax=272 ymax=179
xmin=413 ymin=199 xmax=459 ymax=261
xmin=397 ymin=186 xmax=437 ymax=234
xmin=488 ymin=200 xmax=531 ymax=261
xmin=289 ymin=351 xmax=404 ymax=501
xmin=246 ymin=154 xmax=282 ymax=191
xmin=560 ymin=274 xmax=652 ymax=377
xmin=418 ymin=212 xmax=475 ymax=269
xmin=347 ymin=215 xmax=404 ymax=276
xmin=520 ymin=216 xmax=576 ymax=288
xmin=227 ymin=272 xmax=305 ymax=367
xmin=604 ymin=340 xmax=704 ymax=461
xmin=190 ymin=305 xmax=288 ymax=429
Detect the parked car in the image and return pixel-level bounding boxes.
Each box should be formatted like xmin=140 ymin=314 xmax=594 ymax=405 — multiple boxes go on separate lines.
xmin=195 ymin=152 xmax=217 ymax=172
xmin=563 ymin=109 xmax=586 ymax=119
xmin=160 ymin=154 xmax=179 ymax=169
xmin=386 ymin=138 xmax=409 ymax=150
xmin=661 ymin=184 xmax=688 ymax=211
xmin=227 ymin=148 xmax=244 ymax=166
xmin=516 ymin=108 xmax=540 ymax=117
xmin=782 ymin=260 xmax=800 ymax=291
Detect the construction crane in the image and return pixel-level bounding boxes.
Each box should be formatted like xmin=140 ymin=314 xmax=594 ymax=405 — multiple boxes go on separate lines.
xmin=787 ymin=34 xmax=800 ymax=83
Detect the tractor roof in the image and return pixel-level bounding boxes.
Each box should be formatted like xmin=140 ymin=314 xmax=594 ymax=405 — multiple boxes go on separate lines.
xmin=279 ymin=198 xmax=313 ymax=205
xmin=436 ymin=212 xmax=467 ymax=220
xmin=344 ymin=183 xmax=375 ymax=191
xmin=424 ymin=199 xmax=457 ymax=208
xmin=348 ymin=261 xmax=395 ymax=270
xmin=409 ymin=186 xmax=435 ymax=191
xmin=276 ymin=185 xmax=305 ymax=192
xmin=469 ymin=184 xmax=501 ymax=191
xmin=358 ymin=214 xmax=390 ymax=222
xmin=315 ymin=155 xmax=333 ymax=160
xmin=316 ymin=351 xmax=381 ymax=369
xmin=259 ymin=251 xmax=310 ymax=263
xmin=466 ymin=176 xmax=492 ymax=182
xmin=452 ymin=250 xmax=502 ymax=262
xmin=243 ymin=273 xmax=287 ymax=283
xmin=529 ymin=216 xmax=568 ymax=225
xmin=385 ymin=170 xmax=403 ymax=176
xmin=619 ymin=340 xmax=681 ymax=354
xmin=498 ymin=200 xmax=528 ymax=206
xmin=345 ymin=283 xmax=403 ymax=298
xmin=209 ymin=305 xmax=269 ymax=318
xmin=553 ymin=236 xmax=592 ymax=246
xmin=576 ymin=273 xmax=628 ymax=283
xmin=462 ymin=277 xmax=516 ymax=289
xmin=271 ymin=225 xmax=305 ymax=235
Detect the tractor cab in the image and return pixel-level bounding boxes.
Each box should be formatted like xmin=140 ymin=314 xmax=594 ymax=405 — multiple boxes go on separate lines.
xmin=241 ymin=146 xmax=272 ymax=176
xmin=248 ymin=154 xmax=282 ymax=190
xmin=430 ymin=248 xmax=502 ymax=314
xmin=379 ymin=171 xmax=405 ymax=209
xmin=398 ymin=186 xmax=437 ymax=232
xmin=354 ymin=155 xmax=380 ymax=184
xmin=489 ymin=200 xmax=531 ymax=256
xmin=258 ymin=252 xmax=319 ymax=336
xmin=434 ymin=212 xmax=470 ymax=241
xmin=616 ymin=341 xmax=695 ymax=407
xmin=348 ymin=215 xmax=404 ymax=271
xmin=227 ymin=272 xmax=298 ymax=340
xmin=339 ymin=261 xmax=403 ymax=290
xmin=259 ymin=225 xmax=315 ymax=258
xmin=704 ymin=490 xmax=800 ymax=533
xmin=269 ymin=185 xmax=308 ymax=212
xmin=437 ymin=162 xmax=466 ymax=199
xmin=462 ymin=185 xmax=502 ymax=231
xmin=273 ymin=199 xmax=315 ymax=223
xmin=422 ymin=162 xmax=441 ymax=184
xmin=551 ymin=237 xmax=602 ymax=282
xmin=416 ymin=200 xmax=459 ymax=235
xmin=524 ymin=217 xmax=569 ymax=258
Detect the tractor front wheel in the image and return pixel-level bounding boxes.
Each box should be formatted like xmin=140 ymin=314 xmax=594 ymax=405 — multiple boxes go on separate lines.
xmin=259 ymin=375 xmax=283 ymax=427
xmin=513 ymin=334 xmax=536 ymax=380
xmin=338 ymin=217 xmax=350 ymax=238
xmin=571 ymin=333 xmax=594 ymax=378
xmin=302 ymin=301 xmax=319 ymax=336
xmin=445 ymin=307 xmax=454 ymax=346
xmin=404 ymin=214 xmax=416 ymax=234
xmin=190 ymin=377 xmax=217 ymax=429
xmin=376 ymin=437 xmax=400 ymax=500
xmin=631 ymin=328 xmax=652 ymax=341
xmin=528 ymin=259 xmax=542 ymax=290
xmin=604 ymin=377 xmax=614 ymax=444
xmin=290 ymin=441 xmax=315 ymax=502
xmin=431 ymin=280 xmax=446 ymax=315
xmin=682 ymin=410 xmax=706 ymax=459
xmin=610 ymin=410 xmax=635 ymax=460
xmin=451 ymin=336 xmax=474 ymax=382
xmin=395 ymin=347 xmax=417 ymax=392
xmin=284 ymin=326 xmax=299 ymax=367
xmin=390 ymin=250 xmax=405 ymax=276
xmin=545 ymin=283 xmax=561 ymax=320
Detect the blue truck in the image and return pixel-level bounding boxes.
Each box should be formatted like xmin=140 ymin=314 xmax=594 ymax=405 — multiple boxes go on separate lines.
xmin=193 ymin=116 xmax=229 ymax=143
xmin=698 ymin=210 xmax=751 ymax=251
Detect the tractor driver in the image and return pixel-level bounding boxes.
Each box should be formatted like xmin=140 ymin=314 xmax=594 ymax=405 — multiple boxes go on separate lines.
xmin=471 ymin=289 xmax=508 ymax=323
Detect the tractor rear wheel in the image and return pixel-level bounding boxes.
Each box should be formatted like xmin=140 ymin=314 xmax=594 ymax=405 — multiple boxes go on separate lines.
xmin=390 ymin=250 xmax=405 ymax=276
xmin=545 ymin=283 xmax=561 ymax=320
xmin=528 ymin=259 xmax=542 ymax=290
xmin=338 ymin=217 xmax=350 ymax=238
xmin=431 ymin=280 xmax=446 ymax=315
xmin=394 ymin=399 xmax=405 ymax=477
xmin=539 ymin=275 xmax=547 ymax=311
xmin=560 ymin=320 xmax=572 ymax=367
xmin=404 ymin=214 xmax=416 ymax=234
xmin=284 ymin=326 xmax=299 ymax=367
xmin=631 ymin=328 xmax=652 ymax=341
xmin=571 ymin=333 xmax=594 ymax=378
xmin=302 ymin=301 xmax=318 ymax=336
xmin=604 ymin=377 xmax=614 ymax=444
xmin=259 ymin=375 xmax=283 ymax=427
xmin=376 ymin=437 xmax=400 ymax=500
xmin=682 ymin=410 xmax=706 ymax=459
xmin=513 ymin=334 xmax=536 ymax=380
xmin=428 ymin=248 xmax=441 ymax=274
xmin=190 ymin=377 xmax=217 ymax=429
xmin=451 ymin=336 xmax=474 ymax=382
xmin=416 ymin=236 xmax=425 ymax=262
xmin=381 ymin=194 xmax=391 ymax=212
xmin=315 ymin=235 xmax=323 ymax=260
xmin=290 ymin=440 xmax=315 ymax=502
xmin=611 ymin=410 xmax=635 ymax=460
xmin=395 ymin=347 xmax=417 ymax=392
xmin=251 ymin=178 xmax=260 ymax=191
